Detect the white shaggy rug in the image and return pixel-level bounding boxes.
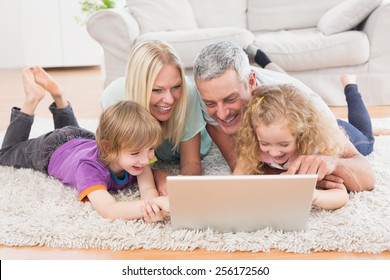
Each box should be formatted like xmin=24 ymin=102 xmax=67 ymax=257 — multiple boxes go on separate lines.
xmin=0 ymin=118 xmax=389 ymax=253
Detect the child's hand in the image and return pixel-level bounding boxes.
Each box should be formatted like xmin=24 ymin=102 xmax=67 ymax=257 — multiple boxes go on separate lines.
xmin=141 ymin=196 xmax=169 ymax=223
xmin=153 ymin=196 xmax=170 ymax=212
xmin=312 ymin=188 xmax=319 ymax=205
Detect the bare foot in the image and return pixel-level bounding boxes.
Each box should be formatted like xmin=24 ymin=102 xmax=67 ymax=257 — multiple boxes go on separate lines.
xmin=373 ymin=127 xmax=390 ymax=136
xmin=32 ymin=66 xmax=67 ymax=108
xmin=340 ymin=74 xmax=356 ymax=87
xmin=20 ymin=67 xmax=46 ymax=115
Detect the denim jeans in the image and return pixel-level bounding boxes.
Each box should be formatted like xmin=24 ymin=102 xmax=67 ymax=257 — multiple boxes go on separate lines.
xmin=337 ymin=84 xmax=374 ymax=156
xmin=0 ymin=102 xmax=95 ymax=173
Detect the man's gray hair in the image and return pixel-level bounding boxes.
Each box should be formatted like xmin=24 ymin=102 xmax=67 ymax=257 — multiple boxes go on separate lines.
xmin=193 ymin=41 xmax=251 ymax=85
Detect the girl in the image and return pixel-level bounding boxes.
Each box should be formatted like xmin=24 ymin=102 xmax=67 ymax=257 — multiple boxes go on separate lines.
xmin=100 ymin=40 xmax=212 ymax=195
xmin=0 ymin=66 xmax=168 ymax=222
xmin=234 ymin=84 xmax=351 ymax=210
xmin=245 ymin=43 xmax=389 ymax=152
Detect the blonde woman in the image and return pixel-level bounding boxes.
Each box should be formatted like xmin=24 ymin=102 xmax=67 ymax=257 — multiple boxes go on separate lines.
xmin=100 ymin=40 xmax=211 ymax=195
xmin=234 ymin=84 xmax=351 ymax=210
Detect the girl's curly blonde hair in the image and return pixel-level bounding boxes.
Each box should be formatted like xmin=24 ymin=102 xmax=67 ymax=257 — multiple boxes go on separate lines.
xmin=235 ymin=84 xmax=346 ymax=174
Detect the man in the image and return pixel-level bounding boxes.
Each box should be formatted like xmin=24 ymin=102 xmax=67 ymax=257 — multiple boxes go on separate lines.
xmin=193 ymin=41 xmax=375 ymax=192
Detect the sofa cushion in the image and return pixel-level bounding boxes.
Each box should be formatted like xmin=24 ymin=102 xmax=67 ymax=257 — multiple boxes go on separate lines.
xmin=137 ymin=28 xmax=254 ymax=68
xmin=253 ymin=29 xmax=369 ymax=71
xmin=127 ymin=0 xmax=197 ymax=33
xmin=189 ymin=0 xmax=247 ymax=28
xmin=317 ymin=0 xmax=382 ymax=35
xmin=247 ymin=0 xmax=344 ymax=32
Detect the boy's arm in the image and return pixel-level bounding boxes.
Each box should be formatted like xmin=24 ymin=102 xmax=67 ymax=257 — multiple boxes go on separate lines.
xmin=86 ymin=166 xmax=164 ymax=221
xmin=87 ymin=189 xmax=146 ymax=220
xmin=137 ymin=165 xmax=159 ymax=201
xmin=87 ymin=189 xmax=168 ymax=221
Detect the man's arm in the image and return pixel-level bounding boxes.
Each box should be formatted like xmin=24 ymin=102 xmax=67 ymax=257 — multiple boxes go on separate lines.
xmin=206 ymin=123 xmax=236 ymax=171
xmin=286 ymin=137 xmax=375 ymax=192
xmin=328 ymin=140 xmax=375 ymax=192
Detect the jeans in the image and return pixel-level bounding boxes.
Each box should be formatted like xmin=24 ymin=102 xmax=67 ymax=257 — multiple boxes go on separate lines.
xmin=0 ymin=102 xmax=95 ymax=173
xmin=337 ymin=84 xmax=374 ymax=156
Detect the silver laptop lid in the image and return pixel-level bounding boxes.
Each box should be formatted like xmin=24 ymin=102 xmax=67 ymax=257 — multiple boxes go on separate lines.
xmin=167 ymin=174 xmax=317 ymax=232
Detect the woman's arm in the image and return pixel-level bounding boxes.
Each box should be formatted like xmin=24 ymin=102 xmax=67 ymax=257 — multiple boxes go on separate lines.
xmin=152 ymin=132 xmax=202 ymax=196
xmin=152 ymin=169 xmax=170 ymax=196
xmin=179 ymin=132 xmax=202 ymax=176
xmin=207 ymin=124 xmax=236 ymax=171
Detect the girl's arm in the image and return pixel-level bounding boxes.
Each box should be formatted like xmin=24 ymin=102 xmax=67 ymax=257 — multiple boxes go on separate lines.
xmin=233 ymin=159 xmax=248 ymax=175
xmin=312 ymin=185 xmax=349 ymax=210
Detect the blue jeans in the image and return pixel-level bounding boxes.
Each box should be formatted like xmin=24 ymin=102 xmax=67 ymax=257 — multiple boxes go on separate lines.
xmin=337 ymin=84 xmax=374 ymax=156
xmin=0 ymin=102 xmax=95 ymax=173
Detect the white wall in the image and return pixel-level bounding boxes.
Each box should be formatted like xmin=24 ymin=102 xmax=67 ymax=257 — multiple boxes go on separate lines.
xmin=0 ymin=0 xmax=25 ymax=68
xmin=0 ymin=0 xmax=102 ymax=69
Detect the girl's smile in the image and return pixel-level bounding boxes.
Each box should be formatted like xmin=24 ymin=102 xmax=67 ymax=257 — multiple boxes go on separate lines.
xmin=255 ymin=119 xmax=297 ymax=165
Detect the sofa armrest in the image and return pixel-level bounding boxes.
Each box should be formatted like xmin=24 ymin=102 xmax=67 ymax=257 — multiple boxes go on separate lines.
xmin=87 ymin=8 xmax=140 ymax=86
xmin=87 ymin=8 xmax=140 ymax=55
xmin=361 ymin=0 xmax=390 ymax=71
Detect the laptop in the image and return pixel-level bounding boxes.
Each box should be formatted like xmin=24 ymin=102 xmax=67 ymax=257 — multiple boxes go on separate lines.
xmin=167 ymin=174 xmax=317 ymax=232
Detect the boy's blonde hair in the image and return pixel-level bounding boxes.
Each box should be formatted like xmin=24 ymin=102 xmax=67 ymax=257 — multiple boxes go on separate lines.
xmin=236 ymin=84 xmax=346 ymax=174
xmin=124 ymin=40 xmax=187 ymax=150
xmin=96 ymin=101 xmax=163 ymax=166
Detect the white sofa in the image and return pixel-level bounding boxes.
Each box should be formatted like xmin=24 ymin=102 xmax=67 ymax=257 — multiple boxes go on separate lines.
xmin=87 ymin=0 xmax=390 ymax=105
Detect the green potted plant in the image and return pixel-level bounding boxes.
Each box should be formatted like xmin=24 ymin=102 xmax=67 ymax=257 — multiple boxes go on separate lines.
xmin=77 ymin=0 xmax=126 ymax=24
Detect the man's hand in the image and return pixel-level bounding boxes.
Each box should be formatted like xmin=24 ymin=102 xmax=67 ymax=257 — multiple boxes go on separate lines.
xmin=285 ymin=155 xmax=348 ymax=189
xmin=286 ymin=155 xmax=338 ymax=180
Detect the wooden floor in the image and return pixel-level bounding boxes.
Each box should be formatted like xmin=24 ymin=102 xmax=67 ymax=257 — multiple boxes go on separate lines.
xmin=0 ymin=66 xmax=389 ymax=260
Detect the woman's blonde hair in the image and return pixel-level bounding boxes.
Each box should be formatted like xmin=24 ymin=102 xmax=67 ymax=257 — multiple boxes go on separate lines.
xmin=96 ymin=101 xmax=163 ymax=166
xmin=124 ymin=40 xmax=187 ymax=150
xmin=236 ymin=84 xmax=346 ymax=174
